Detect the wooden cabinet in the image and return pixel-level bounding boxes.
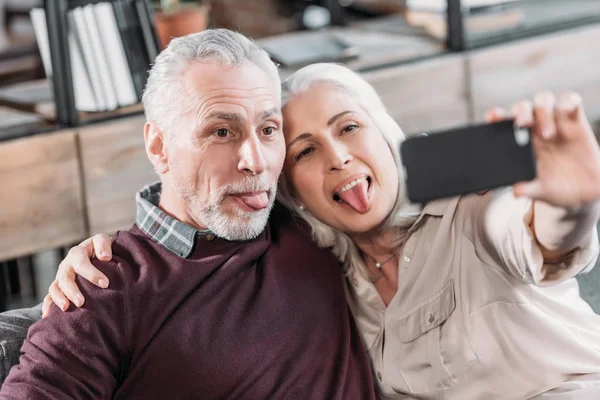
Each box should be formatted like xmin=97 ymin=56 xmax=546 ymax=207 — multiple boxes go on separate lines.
xmin=0 ymin=130 xmax=85 ymax=260
xmin=78 ymin=116 xmax=156 ymax=235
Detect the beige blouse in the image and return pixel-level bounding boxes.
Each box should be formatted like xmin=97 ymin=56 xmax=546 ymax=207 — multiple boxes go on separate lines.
xmin=344 ymin=189 xmax=600 ymax=400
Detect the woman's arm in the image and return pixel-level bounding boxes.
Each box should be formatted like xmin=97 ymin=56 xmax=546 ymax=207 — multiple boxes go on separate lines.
xmin=533 ymin=200 xmax=600 ymax=262
xmin=476 ymin=91 xmax=600 ymax=284
xmin=510 ymin=92 xmax=600 ymax=262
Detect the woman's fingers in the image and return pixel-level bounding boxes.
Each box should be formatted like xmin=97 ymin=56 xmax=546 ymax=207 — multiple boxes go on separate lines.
xmin=61 ymin=244 xmax=109 ymax=288
xmin=56 ymin=266 xmax=86 ymax=308
xmin=51 ymin=246 xmax=91 ymax=310
xmin=484 ymin=107 xmax=509 ymax=123
xmin=511 ymin=100 xmax=534 ymax=127
xmin=533 ymin=92 xmax=557 ymax=139
xmin=89 ymin=234 xmax=113 ymax=262
xmin=48 ymin=280 xmax=70 ymax=312
xmin=555 ymin=92 xmax=590 ymax=141
xmin=72 ymin=250 xmax=109 ymax=289
xmin=41 ymin=294 xmax=54 ymax=319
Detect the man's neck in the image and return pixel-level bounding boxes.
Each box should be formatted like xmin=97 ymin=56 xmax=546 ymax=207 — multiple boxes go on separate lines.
xmin=158 ymin=183 xmax=210 ymax=231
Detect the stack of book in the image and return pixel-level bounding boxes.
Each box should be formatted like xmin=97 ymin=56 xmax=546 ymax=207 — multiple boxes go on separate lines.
xmin=30 ymin=0 xmax=158 ymax=113
xmin=402 ymin=0 xmax=524 ymax=40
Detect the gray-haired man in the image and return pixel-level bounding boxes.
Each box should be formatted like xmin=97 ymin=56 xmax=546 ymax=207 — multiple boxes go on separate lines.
xmin=0 ymin=30 xmax=377 ymax=399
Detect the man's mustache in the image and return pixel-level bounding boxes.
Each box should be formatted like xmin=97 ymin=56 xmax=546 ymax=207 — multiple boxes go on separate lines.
xmin=219 ymin=177 xmax=276 ymax=197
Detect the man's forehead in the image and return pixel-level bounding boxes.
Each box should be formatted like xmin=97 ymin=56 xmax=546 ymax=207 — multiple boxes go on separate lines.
xmin=204 ymin=105 xmax=282 ymax=121
xmin=183 ymin=60 xmax=277 ymax=95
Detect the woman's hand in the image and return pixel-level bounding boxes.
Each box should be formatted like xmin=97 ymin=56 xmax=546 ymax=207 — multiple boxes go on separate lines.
xmin=486 ymin=92 xmax=600 ymax=260
xmin=42 ymin=234 xmax=113 ymax=318
xmin=485 ymin=92 xmax=600 ymax=209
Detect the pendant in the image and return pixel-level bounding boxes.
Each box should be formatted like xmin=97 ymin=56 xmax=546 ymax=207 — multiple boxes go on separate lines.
xmin=375 ymin=262 xmax=382 ymax=269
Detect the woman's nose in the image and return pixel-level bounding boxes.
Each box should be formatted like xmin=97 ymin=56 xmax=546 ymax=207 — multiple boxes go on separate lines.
xmin=328 ymin=145 xmax=353 ymax=171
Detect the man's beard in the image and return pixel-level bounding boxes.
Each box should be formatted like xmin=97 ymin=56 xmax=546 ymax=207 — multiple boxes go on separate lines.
xmin=180 ymin=177 xmax=277 ymax=241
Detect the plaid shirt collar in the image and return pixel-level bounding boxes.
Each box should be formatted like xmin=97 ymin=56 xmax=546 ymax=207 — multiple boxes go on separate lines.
xmin=135 ymin=182 xmax=212 ymax=258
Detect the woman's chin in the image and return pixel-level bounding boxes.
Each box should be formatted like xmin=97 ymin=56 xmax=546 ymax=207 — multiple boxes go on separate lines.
xmin=335 ymin=210 xmax=390 ymax=237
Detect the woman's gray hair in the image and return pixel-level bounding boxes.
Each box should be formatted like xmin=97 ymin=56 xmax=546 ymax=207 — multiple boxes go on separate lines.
xmin=277 ymin=63 xmax=421 ymax=277
xmin=142 ymin=29 xmax=281 ymax=135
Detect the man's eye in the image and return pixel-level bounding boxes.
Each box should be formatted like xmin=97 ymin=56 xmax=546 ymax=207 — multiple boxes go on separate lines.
xmin=342 ymin=124 xmax=359 ymax=133
xmin=215 ymin=129 xmax=230 ymax=138
xmin=263 ymin=127 xmax=274 ymax=136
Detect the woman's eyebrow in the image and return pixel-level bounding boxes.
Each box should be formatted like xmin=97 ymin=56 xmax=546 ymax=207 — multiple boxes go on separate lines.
xmin=286 ymin=133 xmax=312 ymax=151
xmin=327 ymin=111 xmax=353 ymax=126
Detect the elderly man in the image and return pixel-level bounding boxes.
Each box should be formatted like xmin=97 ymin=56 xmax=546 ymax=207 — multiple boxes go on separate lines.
xmin=0 ymin=29 xmax=377 ymax=399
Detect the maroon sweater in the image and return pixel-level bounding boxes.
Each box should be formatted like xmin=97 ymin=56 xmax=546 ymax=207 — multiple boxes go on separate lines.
xmin=0 ymin=208 xmax=377 ymax=399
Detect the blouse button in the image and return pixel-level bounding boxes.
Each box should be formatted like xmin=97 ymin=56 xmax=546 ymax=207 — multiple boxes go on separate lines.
xmin=377 ymin=371 xmax=383 ymax=382
xmin=429 ymin=313 xmax=435 ymax=323
xmin=403 ymin=255 xmax=411 ymax=263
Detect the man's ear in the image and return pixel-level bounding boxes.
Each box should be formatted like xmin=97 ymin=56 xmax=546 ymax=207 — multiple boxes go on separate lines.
xmin=144 ymin=122 xmax=169 ymax=174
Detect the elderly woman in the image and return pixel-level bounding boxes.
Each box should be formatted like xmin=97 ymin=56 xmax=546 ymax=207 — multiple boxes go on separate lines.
xmin=43 ymin=64 xmax=600 ymax=399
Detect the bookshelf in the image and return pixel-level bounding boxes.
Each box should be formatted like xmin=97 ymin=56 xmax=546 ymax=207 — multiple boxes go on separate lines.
xmin=41 ymin=0 xmax=159 ymax=127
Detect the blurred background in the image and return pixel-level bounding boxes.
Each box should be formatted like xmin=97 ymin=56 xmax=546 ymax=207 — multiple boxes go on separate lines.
xmin=0 ymin=0 xmax=599 ymax=311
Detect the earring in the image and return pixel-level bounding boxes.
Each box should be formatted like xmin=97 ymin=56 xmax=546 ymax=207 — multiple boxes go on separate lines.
xmin=299 ymin=205 xmax=305 ymax=211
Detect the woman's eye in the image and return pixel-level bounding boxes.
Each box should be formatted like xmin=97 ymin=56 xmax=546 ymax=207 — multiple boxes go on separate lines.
xmin=215 ymin=129 xmax=230 ymax=138
xmin=295 ymin=147 xmax=313 ymax=161
xmin=342 ymin=124 xmax=359 ymax=133
xmin=263 ymin=127 xmax=274 ymax=136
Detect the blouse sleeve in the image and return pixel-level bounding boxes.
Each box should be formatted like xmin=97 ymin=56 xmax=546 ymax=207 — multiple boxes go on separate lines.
xmin=468 ymin=188 xmax=599 ymax=286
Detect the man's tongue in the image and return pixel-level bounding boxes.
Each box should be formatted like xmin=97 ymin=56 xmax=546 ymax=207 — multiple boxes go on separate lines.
xmin=338 ymin=181 xmax=370 ymax=214
xmin=236 ymin=192 xmax=269 ymax=210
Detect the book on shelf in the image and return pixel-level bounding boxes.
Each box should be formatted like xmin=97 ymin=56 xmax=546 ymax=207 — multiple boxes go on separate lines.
xmin=29 ymin=0 xmax=155 ymax=113
xmin=112 ymin=0 xmax=152 ymax=100
xmin=402 ymin=0 xmax=524 ymax=40
xmin=81 ymin=4 xmax=120 ymax=110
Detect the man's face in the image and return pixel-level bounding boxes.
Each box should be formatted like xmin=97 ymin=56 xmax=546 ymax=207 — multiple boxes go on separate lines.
xmin=163 ymin=60 xmax=285 ymax=240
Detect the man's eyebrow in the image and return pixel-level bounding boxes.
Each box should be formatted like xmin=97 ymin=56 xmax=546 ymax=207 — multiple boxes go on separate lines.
xmin=286 ymin=133 xmax=312 ymax=151
xmin=205 ymin=112 xmax=245 ymax=123
xmin=257 ymin=108 xmax=281 ymax=124
xmin=327 ymin=111 xmax=353 ymax=126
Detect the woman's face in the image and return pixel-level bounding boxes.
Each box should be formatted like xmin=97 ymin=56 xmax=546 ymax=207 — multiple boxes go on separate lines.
xmin=283 ymin=84 xmax=399 ymax=235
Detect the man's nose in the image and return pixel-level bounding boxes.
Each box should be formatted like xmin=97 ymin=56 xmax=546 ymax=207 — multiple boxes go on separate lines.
xmin=238 ymin=136 xmax=267 ymax=175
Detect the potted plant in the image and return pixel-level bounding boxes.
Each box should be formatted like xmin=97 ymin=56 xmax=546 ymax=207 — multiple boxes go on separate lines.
xmin=154 ymin=0 xmax=209 ymax=49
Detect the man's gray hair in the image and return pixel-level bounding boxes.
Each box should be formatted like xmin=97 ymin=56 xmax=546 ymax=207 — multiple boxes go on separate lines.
xmin=142 ymin=29 xmax=281 ymax=135
xmin=277 ymin=63 xmax=421 ymax=278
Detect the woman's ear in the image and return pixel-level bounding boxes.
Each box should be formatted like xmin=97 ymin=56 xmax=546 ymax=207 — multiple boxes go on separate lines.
xmin=144 ymin=122 xmax=169 ymax=174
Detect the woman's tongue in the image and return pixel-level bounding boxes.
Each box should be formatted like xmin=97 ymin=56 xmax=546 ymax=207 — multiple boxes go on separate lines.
xmin=338 ymin=181 xmax=370 ymax=214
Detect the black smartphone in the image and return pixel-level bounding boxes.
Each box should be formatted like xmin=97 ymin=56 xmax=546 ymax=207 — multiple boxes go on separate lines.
xmin=400 ymin=119 xmax=536 ymax=203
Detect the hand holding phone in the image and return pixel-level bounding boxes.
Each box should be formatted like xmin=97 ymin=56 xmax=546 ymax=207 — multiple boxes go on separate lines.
xmin=400 ymin=119 xmax=537 ymax=203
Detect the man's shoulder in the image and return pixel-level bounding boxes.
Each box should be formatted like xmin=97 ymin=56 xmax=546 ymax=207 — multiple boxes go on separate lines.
xmin=88 ymin=226 xmax=161 ymax=288
xmin=267 ymin=202 xmax=341 ymax=265
xmin=268 ymin=202 xmax=314 ymax=243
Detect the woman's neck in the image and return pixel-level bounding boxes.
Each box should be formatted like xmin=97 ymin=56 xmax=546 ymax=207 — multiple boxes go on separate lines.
xmin=352 ymin=229 xmax=400 ymax=261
